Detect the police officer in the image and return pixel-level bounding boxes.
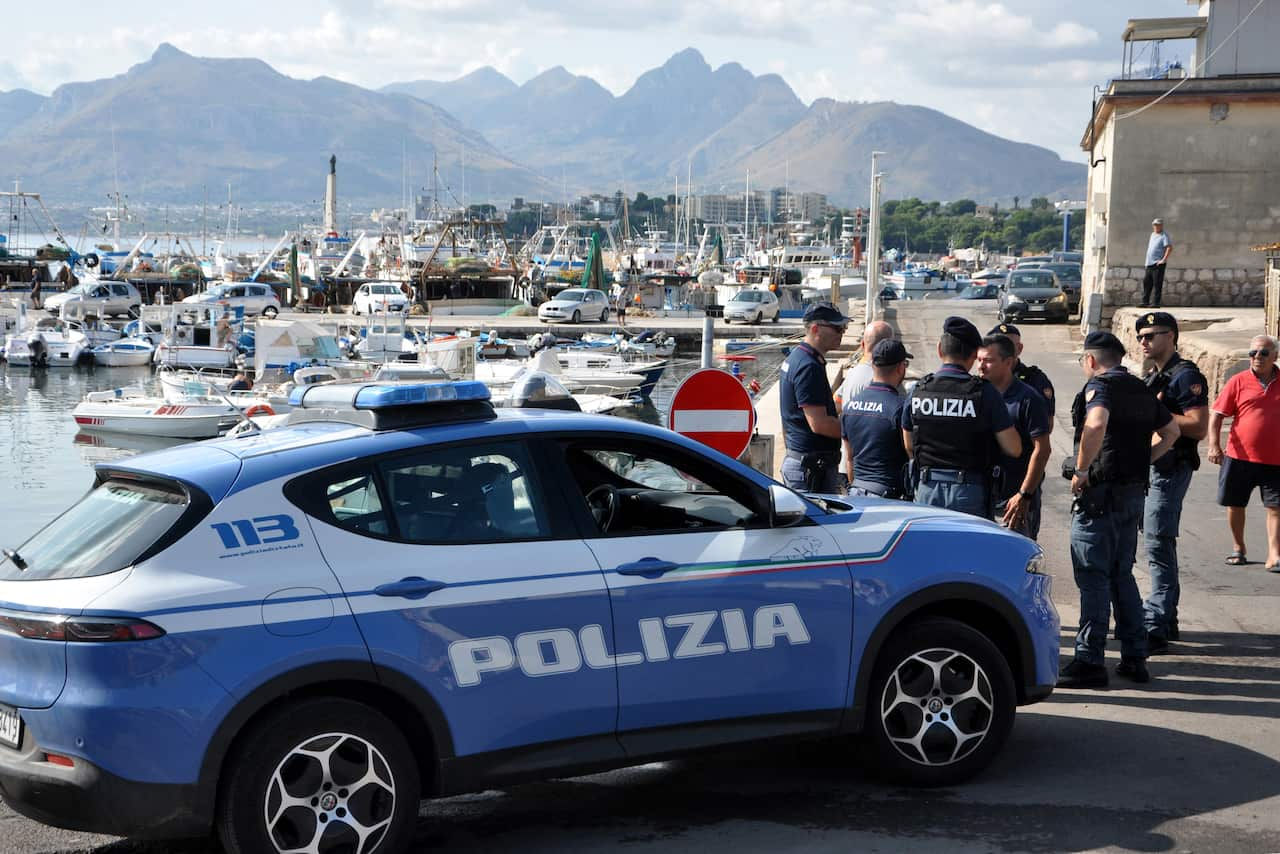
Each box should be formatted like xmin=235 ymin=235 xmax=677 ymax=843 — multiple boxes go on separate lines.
xmin=1137 ymin=311 xmax=1208 ymax=652
xmin=902 ymin=316 xmax=1022 ymax=517
xmin=989 ymin=323 xmax=1055 ymax=427
xmin=1059 ymin=331 xmax=1180 ymax=689
xmin=842 ymin=338 xmax=912 ymax=499
xmin=977 ymin=334 xmax=1051 ymax=538
xmin=779 ymin=301 xmax=849 ymax=493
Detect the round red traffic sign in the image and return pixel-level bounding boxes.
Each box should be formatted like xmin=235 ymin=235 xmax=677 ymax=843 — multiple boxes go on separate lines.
xmin=667 ymin=367 xmax=756 ymax=459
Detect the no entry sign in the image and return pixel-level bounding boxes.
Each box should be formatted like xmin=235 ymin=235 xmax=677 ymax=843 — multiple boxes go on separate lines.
xmin=668 ymin=367 xmax=756 ymax=459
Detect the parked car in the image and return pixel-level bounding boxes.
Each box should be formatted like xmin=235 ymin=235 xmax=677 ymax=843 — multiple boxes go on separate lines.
xmin=955 ymin=284 xmax=1000 ymax=300
xmin=538 ymin=288 xmax=609 ymax=323
xmin=1010 ymin=255 xmax=1052 ymax=270
xmin=724 ymin=288 xmax=780 ymax=324
xmin=1051 ymin=250 xmax=1083 ymax=264
xmin=352 ymin=281 xmax=410 ymax=315
xmin=182 ymin=282 xmax=280 ymax=317
xmin=998 ymin=268 xmax=1069 ymax=323
xmin=46 ymin=281 xmax=141 ymax=319
xmin=1041 ymin=263 xmax=1082 ymax=313
xmin=0 ymin=379 xmax=1058 ymax=848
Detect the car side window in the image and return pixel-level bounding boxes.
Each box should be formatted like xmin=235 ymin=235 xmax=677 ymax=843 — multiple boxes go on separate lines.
xmin=112 ymin=285 xmax=130 ymax=296
xmin=321 ymin=470 xmax=389 ymax=536
xmin=562 ymin=439 xmax=764 ymax=536
xmin=379 ymin=442 xmax=547 ymax=543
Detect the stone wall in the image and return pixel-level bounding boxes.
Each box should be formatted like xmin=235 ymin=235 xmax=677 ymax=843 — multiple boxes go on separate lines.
xmin=1085 ymin=265 xmax=1265 ymax=329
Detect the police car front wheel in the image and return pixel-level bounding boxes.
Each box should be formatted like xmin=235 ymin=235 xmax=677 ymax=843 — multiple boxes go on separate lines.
xmin=863 ymin=618 xmax=1015 ymax=787
xmin=217 ymin=697 xmax=422 ymax=854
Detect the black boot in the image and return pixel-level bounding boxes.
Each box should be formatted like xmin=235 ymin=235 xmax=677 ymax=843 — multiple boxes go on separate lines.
xmin=1147 ymin=632 xmax=1171 ymax=655
xmin=1058 ymin=658 xmax=1109 ymax=689
xmin=1116 ymin=657 xmax=1150 ymax=683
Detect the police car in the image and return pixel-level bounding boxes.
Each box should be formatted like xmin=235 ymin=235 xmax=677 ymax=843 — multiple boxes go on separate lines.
xmin=0 ymin=380 xmax=1058 ymax=853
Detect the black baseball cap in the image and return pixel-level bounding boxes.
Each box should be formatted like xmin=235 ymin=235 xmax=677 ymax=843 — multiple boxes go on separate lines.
xmin=872 ymin=339 xmax=913 ymax=366
xmin=1136 ymin=311 xmax=1178 ymax=334
xmin=942 ymin=315 xmax=982 ymax=350
xmin=989 ymin=322 xmax=1021 ymax=337
xmin=803 ymin=301 xmax=850 ymax=327
xmin=1084 ymin=330 xmax=1126 ymax=355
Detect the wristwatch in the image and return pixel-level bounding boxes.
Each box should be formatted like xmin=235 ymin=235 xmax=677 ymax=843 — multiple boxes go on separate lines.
xmin=1018 ymin=489 xmax=1034 ymax=499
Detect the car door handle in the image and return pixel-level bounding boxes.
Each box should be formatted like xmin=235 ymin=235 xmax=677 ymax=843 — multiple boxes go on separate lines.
xmin=614 ymin=558 xmax=680 ymax=577
xmin=374 ymin=577 xmax=446 ymax=600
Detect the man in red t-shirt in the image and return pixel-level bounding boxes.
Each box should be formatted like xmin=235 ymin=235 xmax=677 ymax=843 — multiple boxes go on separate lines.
xmin=1208 ymin=335 xmax=1280 ymax=570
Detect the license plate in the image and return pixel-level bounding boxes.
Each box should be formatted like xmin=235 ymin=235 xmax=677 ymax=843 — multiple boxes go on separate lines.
xmin=0 ymin=704 xmax=21 ymax=749
xmin=1028 ymin=305 xmax=1045 ymax=312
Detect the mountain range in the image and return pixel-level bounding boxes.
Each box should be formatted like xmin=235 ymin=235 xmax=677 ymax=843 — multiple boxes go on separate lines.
xmin=0 ymin=45 xmax=1085 ymax=208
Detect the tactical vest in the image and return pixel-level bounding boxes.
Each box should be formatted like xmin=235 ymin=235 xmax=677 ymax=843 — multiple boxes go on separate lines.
xmin=1072 ymin=372 xmax=1162 ymax=484
xmin=1145 ymin=357 xmax=1202 ymax=470
xmin=910 ymin=372 xmax=993 ymax=471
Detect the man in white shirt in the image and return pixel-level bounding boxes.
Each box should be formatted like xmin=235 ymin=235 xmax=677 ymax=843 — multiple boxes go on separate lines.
xmin=1141 ymin=218 xmax=1173 ymax=308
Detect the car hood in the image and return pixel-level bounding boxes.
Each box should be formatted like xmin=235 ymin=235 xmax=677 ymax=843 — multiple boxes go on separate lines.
xmin=542 ymin=299 xmax=586 ymax=309
xmin=1006 ymin=287 xmax=1062 ymax=299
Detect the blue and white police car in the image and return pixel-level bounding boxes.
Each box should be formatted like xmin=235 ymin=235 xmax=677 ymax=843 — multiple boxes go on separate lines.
xmin=0 ymin=380 xmax=1058 ymax=853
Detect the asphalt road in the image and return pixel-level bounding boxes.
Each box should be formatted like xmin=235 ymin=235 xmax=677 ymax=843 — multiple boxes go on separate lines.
xmin=6 ymin=297 xmax=1280 ymax=853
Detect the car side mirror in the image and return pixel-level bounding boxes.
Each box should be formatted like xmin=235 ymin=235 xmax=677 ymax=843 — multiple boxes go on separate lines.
xmin=769 ymin=484 xmax=808 ymax=527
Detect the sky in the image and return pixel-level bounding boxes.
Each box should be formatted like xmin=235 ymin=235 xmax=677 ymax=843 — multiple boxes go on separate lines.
xmin=2 ymin=1 xmax=1197 ymax=164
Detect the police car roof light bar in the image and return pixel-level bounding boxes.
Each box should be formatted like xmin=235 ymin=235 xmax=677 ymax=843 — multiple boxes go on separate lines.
xmin=289 ymin=380 xmax=491 ymax=410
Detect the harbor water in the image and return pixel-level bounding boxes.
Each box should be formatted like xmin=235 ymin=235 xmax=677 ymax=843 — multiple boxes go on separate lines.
xmin=0 ymin=351 xmax=785 ymax=543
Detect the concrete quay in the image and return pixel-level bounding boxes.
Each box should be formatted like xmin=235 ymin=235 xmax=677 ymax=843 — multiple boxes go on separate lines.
xmin=1110 ymin=306 xmax=1266 ymax=397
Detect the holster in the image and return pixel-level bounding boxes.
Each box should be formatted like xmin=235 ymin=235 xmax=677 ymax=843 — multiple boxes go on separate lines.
xmin=802 ymin=453 xmax=834 ymax=492
xmin=1073 ymin=481 xmax=1111 ymax=518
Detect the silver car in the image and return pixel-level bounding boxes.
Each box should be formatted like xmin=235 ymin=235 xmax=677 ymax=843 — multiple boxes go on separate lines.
xmin=182 ymin=282 xmax=281 ymax=317
xmin=49 ymin=281 xmax=142 ymax=319
xmin=724 ymin=288 xmax=780 ymax=324
xmin=538 ymin=288 xmax=609 ymax=323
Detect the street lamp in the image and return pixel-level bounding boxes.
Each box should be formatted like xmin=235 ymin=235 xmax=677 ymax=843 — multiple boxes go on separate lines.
xmin=865 ymin=151 xmax=886 ymax=323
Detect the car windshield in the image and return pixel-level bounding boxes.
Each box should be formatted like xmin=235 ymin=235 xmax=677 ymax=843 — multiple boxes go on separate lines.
xmin=1009 ymin=272 xmax=1055 ymax=291
xmin=732 ymin=291 xmax=762 ymax=302
xmin=371 ymin=284 xmax=399 ymax=294
xmin=559 ymin=291 xmax=586 ymax=301
xmin=1045 ymin=264 xmax=1081 ymax=281
xmin=0 ymin=478 xmax=189 ymax=580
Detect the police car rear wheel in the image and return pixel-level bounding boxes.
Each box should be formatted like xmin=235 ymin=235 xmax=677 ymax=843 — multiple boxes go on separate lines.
xmin=865 ymin=618 xmax=1014 ymax=787
xmin=217 ymin=698 xmax=421 ymax=854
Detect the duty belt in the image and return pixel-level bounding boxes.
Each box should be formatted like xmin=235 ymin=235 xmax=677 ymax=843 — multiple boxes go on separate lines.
xmin=920 ymin=467 xmax=986 ymax=485
xmin=851 ymin=478 xmax=901 ymax=499
xmin=785 ymin=450 xmax=840 ymax=462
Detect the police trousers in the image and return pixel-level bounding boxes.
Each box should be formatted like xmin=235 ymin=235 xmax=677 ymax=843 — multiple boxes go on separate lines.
xmin=1070 ymin=483 xmax=1148 ymax=663
xmin=1143 ymin=460 xmax=1193 ymax=639
xmin=914 ymin=468 xmax=989 ymax=519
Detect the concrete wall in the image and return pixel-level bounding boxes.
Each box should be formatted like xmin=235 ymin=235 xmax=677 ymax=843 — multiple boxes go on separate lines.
xmin=1081 ymin=92 xmax=1280 ymax=327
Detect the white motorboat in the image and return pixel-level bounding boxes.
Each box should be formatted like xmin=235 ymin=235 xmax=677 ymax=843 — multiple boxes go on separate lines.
xmin=355 ymin=319 xmax=419 ymax=363
xmin=92 ymin=337 xmax=155 ymax=367
xmin=6 ymin=320 xmax=90 ymax=368
xmin=475 ymin=348 xmax=642 ymax=397
xmin=152 ymin=304 xmax=241 ymax=369
xmin=72 ymin=388 xmax=239 ymax=438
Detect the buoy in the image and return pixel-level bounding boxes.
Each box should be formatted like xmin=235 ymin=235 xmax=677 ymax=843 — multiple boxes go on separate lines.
xmin=244 ymin=403 xmax=275 ymax=418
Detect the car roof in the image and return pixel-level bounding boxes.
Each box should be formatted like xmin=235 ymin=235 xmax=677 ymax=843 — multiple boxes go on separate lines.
xmin=101 ymin=409 xmax=771 ymax=502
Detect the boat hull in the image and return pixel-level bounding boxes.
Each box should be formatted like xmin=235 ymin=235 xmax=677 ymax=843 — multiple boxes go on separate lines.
xmin=71 ymin=402 xmax=234 ymax=438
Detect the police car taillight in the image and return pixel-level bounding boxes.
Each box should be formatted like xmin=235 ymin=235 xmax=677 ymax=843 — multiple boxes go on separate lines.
xmin=0 ymin=611 xmax=165 ymax=642
xmin=289 ymin=380 xmax=491 ymax=409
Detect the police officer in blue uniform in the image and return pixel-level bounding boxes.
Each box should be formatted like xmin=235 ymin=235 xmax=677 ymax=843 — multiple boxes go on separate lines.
xmin=1137 ymin=311 xmax=1209 ymax=652
xmin=989 ymin=323 xmax=1055 ymax=425
xmin=902 ymin=316 xmax=1022 ymax=518
xmin=977 ymin=334 xmax=1051 ymax=539
xmin=842 ymin=338 xmax=912 ymax=499
xmin=1059 ymin=331 xmax=1180 ymax=689
xmin=780 ymin=301 xmax=849 ymax=493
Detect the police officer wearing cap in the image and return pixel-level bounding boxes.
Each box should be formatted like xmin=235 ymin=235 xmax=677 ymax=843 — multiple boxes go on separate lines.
xmin=842 ymin=339 xmax=912 ymax=499
xmin=902 ymin=316 xmax=1022 ymax=518
xmin=989 ymin=323 xmax=1056 ymax=427
xmin=1059 ymin=331 xmax=1180 ymax=689
xmin=780 ymin=301 xmax=848 ymax=493
xmin=1136 ymin=311 xmax=1208 ymax=653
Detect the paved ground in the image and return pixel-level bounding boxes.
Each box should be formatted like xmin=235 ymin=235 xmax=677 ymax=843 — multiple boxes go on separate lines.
xmin=6 ymin=298 xmax=1280 ymax=853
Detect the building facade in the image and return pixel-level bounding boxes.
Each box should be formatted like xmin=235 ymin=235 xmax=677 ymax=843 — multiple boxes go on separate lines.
xmin=1079 ymin=1 xmax=1280 ymax=329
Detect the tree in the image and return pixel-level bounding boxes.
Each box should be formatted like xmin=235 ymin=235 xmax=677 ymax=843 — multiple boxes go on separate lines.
xmin=1029 ymin=196 xmax=1051 ymax=211
xmin=946 ymin=199 xmax=977 ymax=216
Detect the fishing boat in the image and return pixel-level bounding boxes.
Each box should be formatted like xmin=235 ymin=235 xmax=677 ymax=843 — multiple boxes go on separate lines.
xmin=152 ymin=304 xmax=241 ymax=369
xmin=72 ymin=388 xmax=240 ymax=438
xmin=92 ymin=337 xmax=155 ymax=367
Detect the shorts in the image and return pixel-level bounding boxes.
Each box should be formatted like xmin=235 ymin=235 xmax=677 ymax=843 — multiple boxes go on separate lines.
xmin=1217 ymin=455 xmax=1280 ymax=508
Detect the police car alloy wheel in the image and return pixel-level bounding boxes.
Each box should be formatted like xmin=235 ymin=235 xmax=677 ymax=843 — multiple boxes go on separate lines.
xmin=864 ymin=618 xmax=1015 ymax=786
xmin=217 ymin=698 xmax=421 ymax=854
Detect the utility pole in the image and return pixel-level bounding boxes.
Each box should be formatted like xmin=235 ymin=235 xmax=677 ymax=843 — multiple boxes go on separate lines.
xmin=866 ymin=151 xmax=886 ymax=324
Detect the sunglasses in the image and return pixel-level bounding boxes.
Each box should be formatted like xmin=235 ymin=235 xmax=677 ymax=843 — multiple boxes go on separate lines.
xmin=1137 ymin=330 xmax=1171 ymax=342
xmin=1249 ymin=349 xmax=1273 ymax=357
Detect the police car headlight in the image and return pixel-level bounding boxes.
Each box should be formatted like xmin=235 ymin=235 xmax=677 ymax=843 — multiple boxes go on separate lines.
xmin=1025 ymin=552 xmax=1047 ymax=575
